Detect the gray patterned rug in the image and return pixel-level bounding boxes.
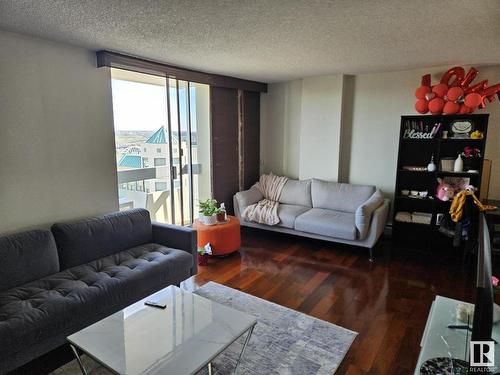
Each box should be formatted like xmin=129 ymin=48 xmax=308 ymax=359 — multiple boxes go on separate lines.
xmin=53 ymin=282 xmax=356 ymax=375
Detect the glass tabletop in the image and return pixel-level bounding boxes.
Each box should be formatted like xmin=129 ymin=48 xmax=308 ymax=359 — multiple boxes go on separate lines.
xmin=68 ymin=286 xmax=257 ymax=375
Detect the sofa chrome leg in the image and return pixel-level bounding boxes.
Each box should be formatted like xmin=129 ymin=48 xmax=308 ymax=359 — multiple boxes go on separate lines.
xmin=369 ymin=247 xmax=374 ymax=262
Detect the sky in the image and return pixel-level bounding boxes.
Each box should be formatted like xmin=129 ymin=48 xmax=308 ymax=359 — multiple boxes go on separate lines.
xmin=111 ymin=78 xmax=199 ymax=135
xmin=111 ymin=79 xmax=167 ymax=131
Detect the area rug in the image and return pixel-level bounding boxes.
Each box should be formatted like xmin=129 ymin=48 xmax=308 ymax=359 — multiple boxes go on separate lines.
xmin=52 ymin=282 xmax=356 ymax=375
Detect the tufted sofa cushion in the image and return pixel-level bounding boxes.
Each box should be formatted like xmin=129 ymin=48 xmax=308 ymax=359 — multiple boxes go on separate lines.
xmin=52 ymin=208 xmax=153 ymax=270
xmin=0 ymin=242 xmax=192 ymax=361
xmin=0 ymin=230 xmax=59 ymax=291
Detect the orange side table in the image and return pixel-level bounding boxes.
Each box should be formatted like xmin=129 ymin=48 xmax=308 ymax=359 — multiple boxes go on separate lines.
xmin=193 ymin=216 xmax=241 ymax=256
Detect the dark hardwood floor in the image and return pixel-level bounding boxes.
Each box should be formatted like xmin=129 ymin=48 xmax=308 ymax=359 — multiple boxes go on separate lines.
xmin=13 ymin=227 xmax=482 ymax=375
xmin=185 ymin=227 xmax=478 ymax=375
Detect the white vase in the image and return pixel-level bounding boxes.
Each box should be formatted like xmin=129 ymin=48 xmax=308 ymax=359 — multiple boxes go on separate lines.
xmin=454 ymin=154 xmax=463 ymax=172
xmin=200 ymin=214 xmax=217 ymax=226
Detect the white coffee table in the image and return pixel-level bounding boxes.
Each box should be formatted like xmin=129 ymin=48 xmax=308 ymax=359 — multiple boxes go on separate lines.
xmin=67 ymin=286 xmax=257 ymax=375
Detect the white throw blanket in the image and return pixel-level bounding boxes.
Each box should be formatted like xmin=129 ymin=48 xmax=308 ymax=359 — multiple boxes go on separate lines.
xmin=242 ymin=173 xmax=289 ymax=225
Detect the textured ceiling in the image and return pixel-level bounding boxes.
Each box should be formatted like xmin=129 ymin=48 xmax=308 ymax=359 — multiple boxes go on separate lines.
xmin=0 ymin=0 xmax=499 ymax=83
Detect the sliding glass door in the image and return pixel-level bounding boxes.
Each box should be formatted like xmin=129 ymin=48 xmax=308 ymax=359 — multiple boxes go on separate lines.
xmin=110 ymin=69 xmax=211 ymax=225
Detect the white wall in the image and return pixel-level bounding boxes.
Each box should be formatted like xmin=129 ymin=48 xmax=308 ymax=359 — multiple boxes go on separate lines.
xmin=0 ymin=31 xmax=118 ymax=234
xmin=260 ymin=75 xmax=344 ymax=181
xmin=260 ymin=82 xmax=289 ymax=176
xmin=299 ymin=75 xmax=343 ymax=180
xmin=347 ymin=69 xmax=419 ymax=197
xmin=282 ymin=80 xmax=303 ymax=178
xmin=261 ymin=65 xmax=500 ymax=200
xmin=349 ymin=65 xmax=500 ymax=200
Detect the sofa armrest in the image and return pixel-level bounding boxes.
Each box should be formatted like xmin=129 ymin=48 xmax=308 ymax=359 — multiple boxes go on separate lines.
xmin=355 ymin=189 xmax=385 ymax=240
xmin=234 ymin=185 xmax=263 ymax=218
xmin=362 ymin=199 xmax=390 ymax=247
xmin=152 ymin=222 xmax=198 ymax=275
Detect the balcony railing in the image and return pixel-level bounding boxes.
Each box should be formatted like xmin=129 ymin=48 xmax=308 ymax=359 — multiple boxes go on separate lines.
xmin=117 ymin=165 xmax=202 ymax=225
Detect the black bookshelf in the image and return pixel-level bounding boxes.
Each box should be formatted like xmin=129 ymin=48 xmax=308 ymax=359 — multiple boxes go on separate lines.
xmin=393 ymin=114 xmax=489 ymax=246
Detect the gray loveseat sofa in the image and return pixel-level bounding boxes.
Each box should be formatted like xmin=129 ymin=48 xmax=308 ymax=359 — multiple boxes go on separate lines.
xmin=0 ymin=209 xmax=196 ymax=373
xmin=234 ymin=178 xmax=389 ymax=260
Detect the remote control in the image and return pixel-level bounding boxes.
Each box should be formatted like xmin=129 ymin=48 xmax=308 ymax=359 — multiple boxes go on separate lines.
xmin=447 ymin=324 xmax=471 ymax=331
xmin=144 ymin=300 xmax=167 ymax=309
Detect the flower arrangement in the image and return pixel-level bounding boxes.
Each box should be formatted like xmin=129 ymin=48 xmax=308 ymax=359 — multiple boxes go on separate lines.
xmin=462 ymin=146 xmax=482 ymax=171
xmin=491 ymin=276 xmax=500 ymax=323
xmin=493 ymin=276 xmax=500 ymax=290
xmin=462 ymin=146 xmax=481 ymax=159
xmin=197 ymin=243 xmax=212 ymax=266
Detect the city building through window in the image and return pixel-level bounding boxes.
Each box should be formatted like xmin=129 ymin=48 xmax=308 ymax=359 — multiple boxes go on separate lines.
xmin=111 ymin=69 xmax=211 ymax=225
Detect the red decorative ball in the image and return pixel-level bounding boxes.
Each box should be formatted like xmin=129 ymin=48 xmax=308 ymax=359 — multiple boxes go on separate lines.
xmin=443 ymin=101 xmax=460 ymax=115
xmin=432 ymin=83 xmax=449 ymax=98
xmin=415 ymin=99 xmax=429 ymax=114
xmin=459 ymin=104 xmax=471 ymax=114
xmin=446 ymin=86 xmax=464 ymax=102
xmin=428 ymin=97 xmax=445 ymax=114
xmin=415 ymin=85 xmax=431 ymax=100
xmin=425 ymin=92 xmax=436 ymax=101
xmin=465 ymin=93 xmax=482 ymax=108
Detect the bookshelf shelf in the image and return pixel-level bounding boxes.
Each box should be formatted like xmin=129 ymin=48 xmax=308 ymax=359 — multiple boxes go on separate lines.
xmin=393 ymin=114 xmax=489 ymax=246
xmin=436 ymin=171 xmax=480 ymax=178
xmin=396 ymin=196 xmax=434 ymax=202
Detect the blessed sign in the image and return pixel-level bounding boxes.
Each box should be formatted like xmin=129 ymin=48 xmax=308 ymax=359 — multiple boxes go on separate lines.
xmin=403 ymin=129 xmax=434 ymax=139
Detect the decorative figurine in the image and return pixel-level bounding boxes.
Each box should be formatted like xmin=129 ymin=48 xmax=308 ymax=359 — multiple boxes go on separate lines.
xmin=427 ymin=155 xmax=437 ymax=172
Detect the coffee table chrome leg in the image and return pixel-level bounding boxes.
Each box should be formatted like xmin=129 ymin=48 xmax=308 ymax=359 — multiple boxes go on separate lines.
xmin=70 ymin=344 xmax=88 ymax=375
xmin=208 ymin=362 xmax=213 ymax=375
xmin=233 ymin=324 xmax=255 ymax=375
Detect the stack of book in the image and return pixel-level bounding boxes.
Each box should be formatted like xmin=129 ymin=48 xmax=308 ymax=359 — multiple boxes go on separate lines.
xmin=411 ymin=212 xmax=432 ymax=225
xmin=395 ymin=211 xmax=432 ymax=225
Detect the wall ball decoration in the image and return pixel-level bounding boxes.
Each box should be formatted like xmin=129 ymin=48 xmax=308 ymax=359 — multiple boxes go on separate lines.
xmin=459 ymin=104 xmax=471 ymax=114
xmin=414 ymin=66 xmax=500 ymax=115
xmin=443 ymin=101 xmax=460 ymax=115
xmin=415 ymin=85 xmax=431 ymax=99
xmin=464 ymin=93 xmax=482 ymax=109
xmin=425 ymin=92 xmax=436 ymax=101
xmin=415 ymin=99 xmax=429 ymax=114
xmin=446 ymin=87 xmax=464 ymax=102
xmin=428 ymin=97 xmax=444 ymax=114
xmin=432 ymin=83 xmax=448 ymax=98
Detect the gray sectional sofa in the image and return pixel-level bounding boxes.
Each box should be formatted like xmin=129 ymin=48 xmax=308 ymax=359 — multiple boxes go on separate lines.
xmin=234 ymin=178 xmax=389 ymax=260
xmin=0 ymin=209 xmax=197 ymax=374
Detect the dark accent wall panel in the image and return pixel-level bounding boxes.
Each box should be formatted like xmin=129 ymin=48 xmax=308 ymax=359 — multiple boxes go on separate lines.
xmin=97 ymin=51 xmax=267 ymax=93
xmin=211 ymin=87 xmax=239 ymax=214
xmin=242 ymin=91 xmax=261 ymax=189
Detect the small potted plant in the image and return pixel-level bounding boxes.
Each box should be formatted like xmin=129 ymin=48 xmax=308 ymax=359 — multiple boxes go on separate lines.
xmin=198 ymin=199 xmax=219 ymax=225
xmin=462 ymin=146 xmax=481 ymax=171
xmin=197 ymin=243 xmax=212 ymax=266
